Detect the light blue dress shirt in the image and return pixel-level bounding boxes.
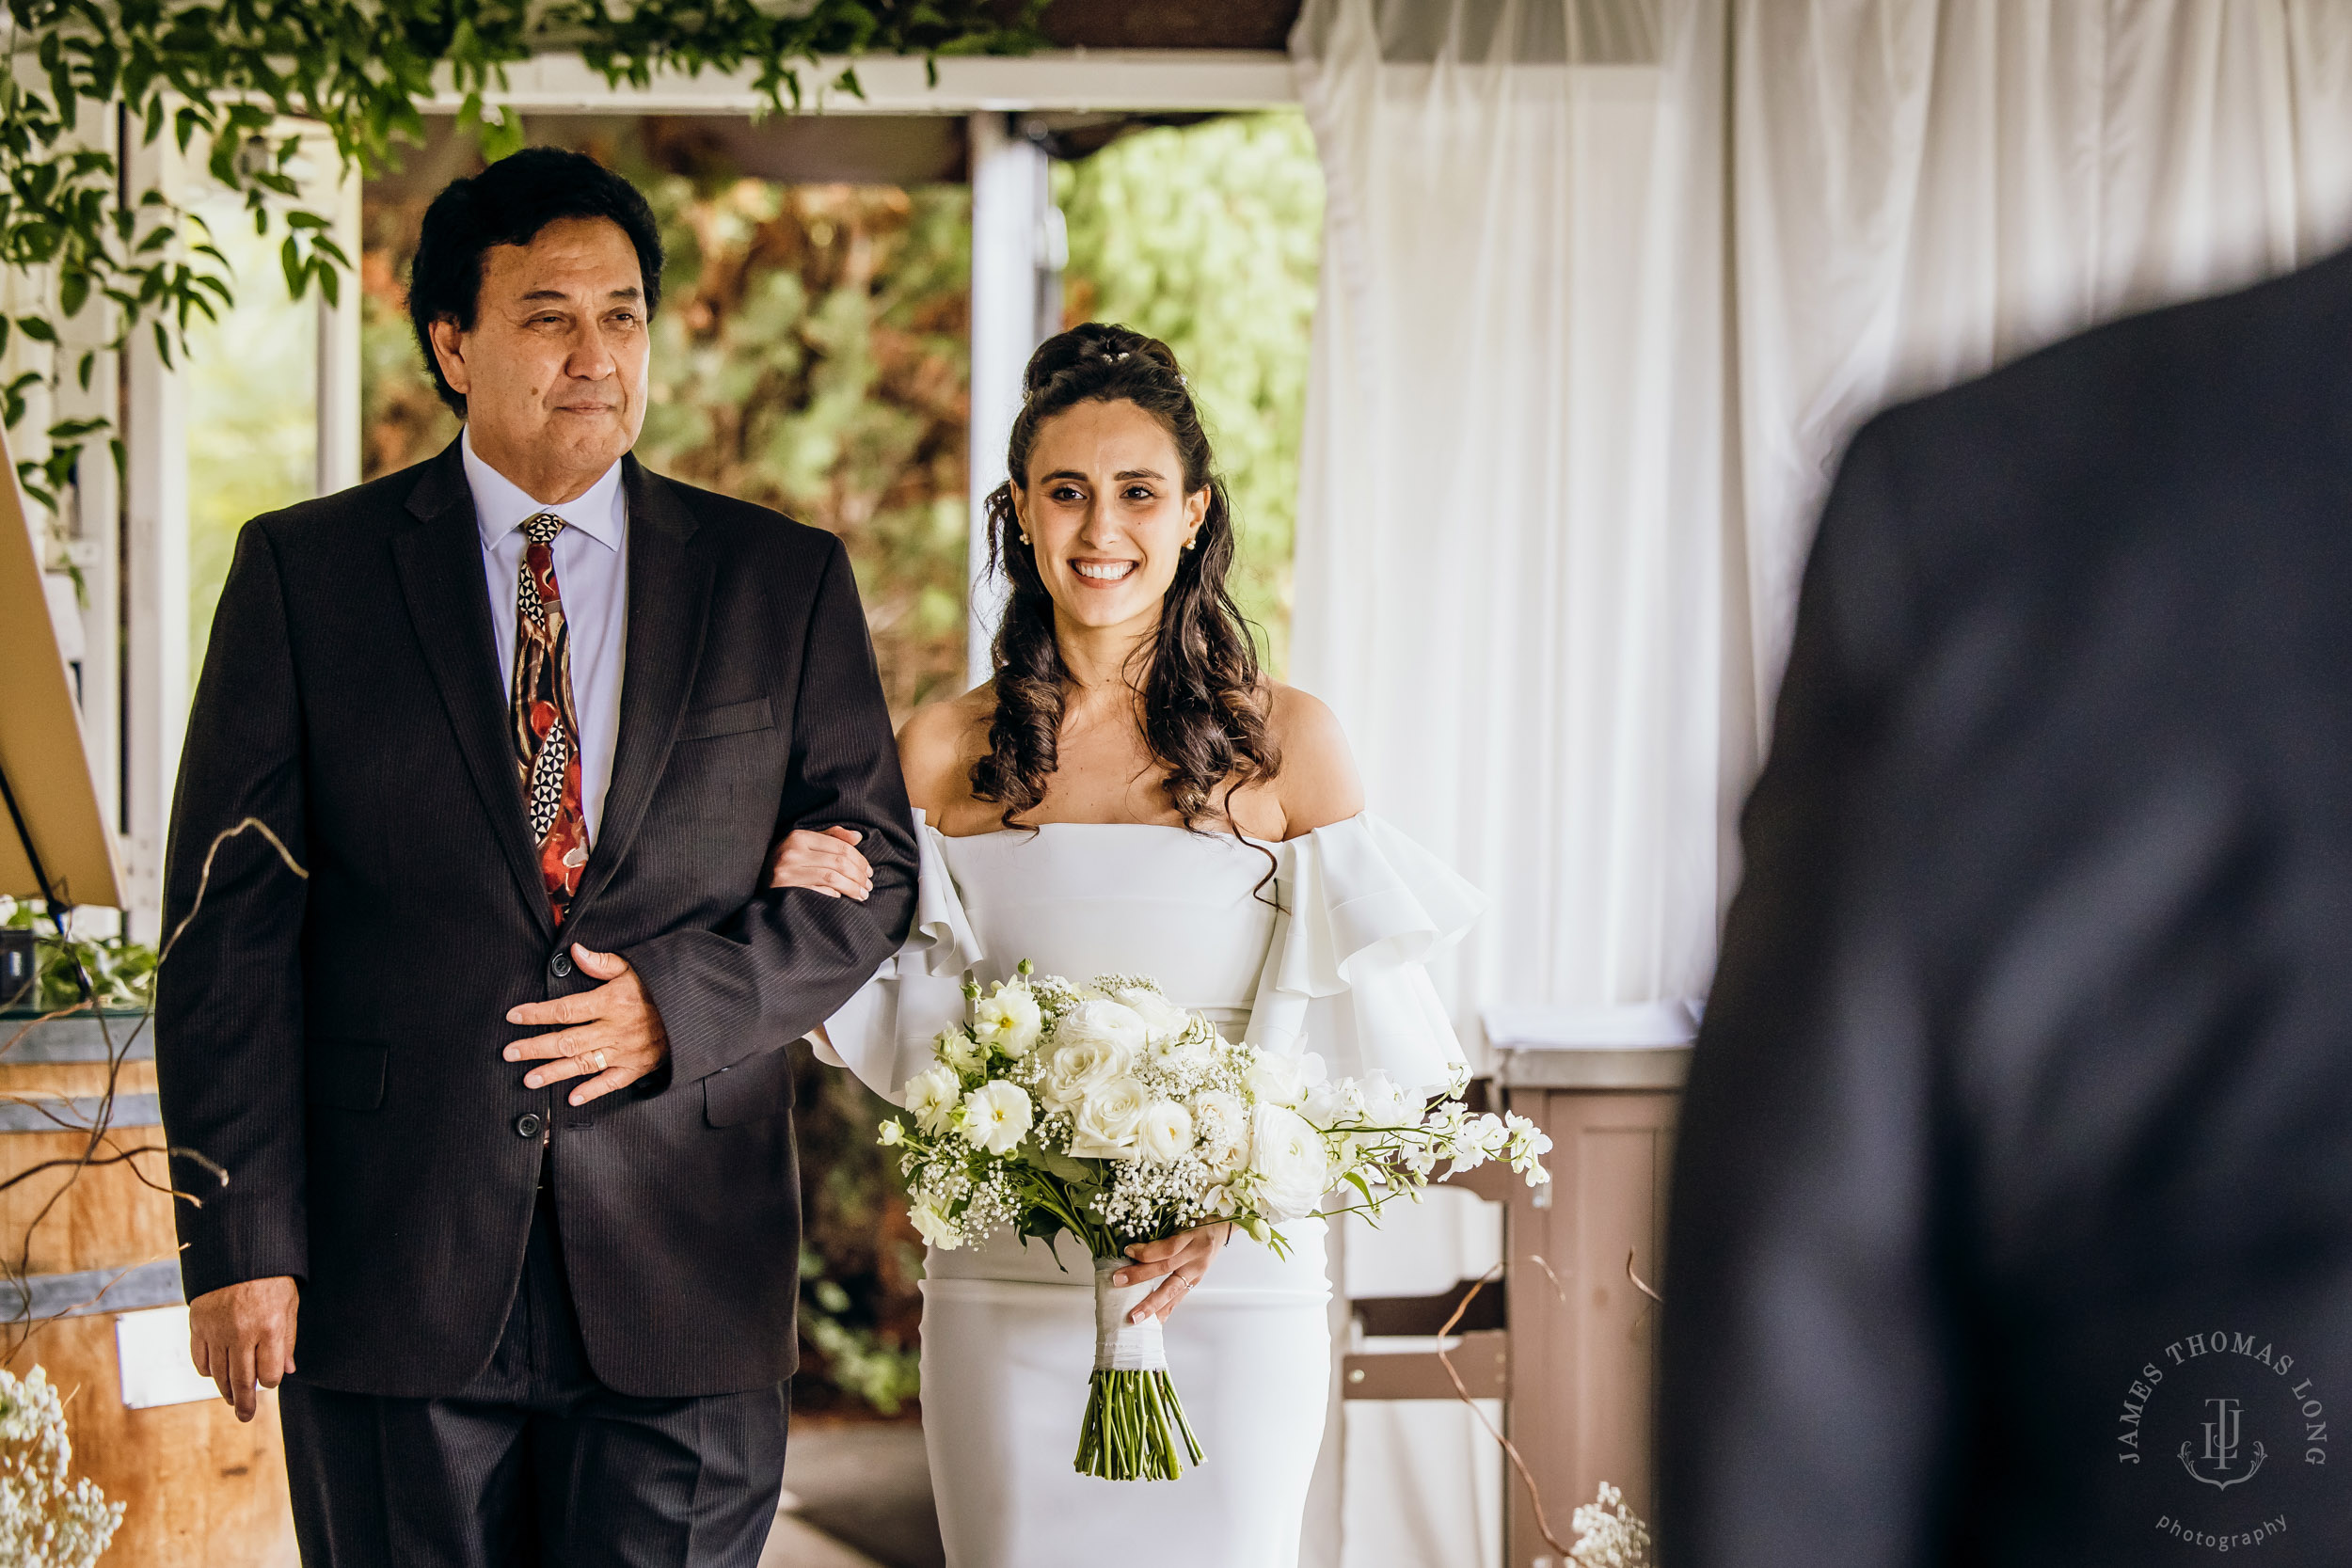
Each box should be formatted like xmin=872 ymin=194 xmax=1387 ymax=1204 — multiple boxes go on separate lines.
xmin=464 ymin=427 xmax=629 ymax=845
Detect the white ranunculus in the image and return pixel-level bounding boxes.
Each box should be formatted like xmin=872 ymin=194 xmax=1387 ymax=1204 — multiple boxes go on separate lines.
xmin=936 ymin=1026 xmax=981 ymax=1074
xmin=1109 ymin=985 xmax=1191 ymax=1044
xmin=1248 ymin=1103 xmax=1330 ymax=1223
xmin=1042 ymin=1029 xmax=1136 ymax=1111
xmin=1189 ymin=1090 xmax=1249 ymax=1172
xmin=905 ymin=1065 xmax=961 ymax=1135
xmin=1069 ymin=1075 xmax=1149 ymax=1159
xmin=1244 ymin=1053 xmax=1309 ymax=1109
xmin=1136 ymin=1099 xmax=1196 ymax=1162
xmin=961 ymin=1080 xmax=1035 ymax=1156
xmin=1156 ymin=1028 xmax=1215 ymax=1075
xmin=973 ymin=983 xmax=1043 ymax=1058
xmin=910 ymin=1199 xmax=961 ymax=1250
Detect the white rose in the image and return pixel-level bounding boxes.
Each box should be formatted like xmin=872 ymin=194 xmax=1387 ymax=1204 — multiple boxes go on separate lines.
xmin=1069 ymin=1076 xmax=1149 ymax=1159
xmin=1058 ymin=997 xmax=1149 ymax=1053
xmin=904 ymin=1065 xmax=961 ymax=1135
xmin=1244 ymin=1053 xmax=1308 ymax=1109
xmin=877 ymin=1119 xmax=905 ymax=1147
xmin=935 ymin=1026 xmax=981 ymax=1074
xmin=1248 ymin=1104 xmax=1331 ymax=1223
xmin=1042 ymin=1026 xmax=1136 ymax=1111
xmin=961 ymin=1080 xmax=1035 ymax=1156
xmin=1136 ymin=1099 xmax=1196 ymax=1162
xmin=910 ymin=1199 xmax=962 ymax=1250
xmin=1109 ymin=985 xmax=1192 ymax=1044
xmin=1189 ymin=1090 xmax=1249 ymax=1172
xmin=973 ymin=984 xmax=1043 ymax=1058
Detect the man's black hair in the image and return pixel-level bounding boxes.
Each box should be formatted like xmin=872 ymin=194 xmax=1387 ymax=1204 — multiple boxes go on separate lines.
xmin=406 ymin=147 xmax=665 ymax=418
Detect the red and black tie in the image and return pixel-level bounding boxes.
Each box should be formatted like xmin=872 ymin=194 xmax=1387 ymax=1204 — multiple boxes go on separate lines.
xmin=511 ymin=513 xmax=590 ymax=926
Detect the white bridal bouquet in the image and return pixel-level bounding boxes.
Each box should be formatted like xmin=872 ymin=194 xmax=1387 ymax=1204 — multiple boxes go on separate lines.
xmin=878 ymin=962 xmax=1553 ymax=1481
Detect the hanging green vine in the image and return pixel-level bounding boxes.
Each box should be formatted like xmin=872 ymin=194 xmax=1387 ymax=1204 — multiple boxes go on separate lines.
xmin=0 ymin=0 xmax=1044 ymax=506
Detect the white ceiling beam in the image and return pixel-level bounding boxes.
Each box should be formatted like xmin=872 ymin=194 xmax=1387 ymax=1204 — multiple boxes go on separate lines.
xmin=429 ymin=49 xmax=1299 ymax=116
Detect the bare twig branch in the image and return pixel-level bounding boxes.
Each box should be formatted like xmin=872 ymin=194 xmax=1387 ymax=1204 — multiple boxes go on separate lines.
xmin=1437 ymin=1264 xmax=1573 ymax=1556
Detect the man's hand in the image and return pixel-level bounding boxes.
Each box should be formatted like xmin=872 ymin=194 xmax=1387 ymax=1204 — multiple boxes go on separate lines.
xmin=504 ymin=943 xmax=671 ymax=1106
xmin=189 ymin=1275 xmax=299 ymax=1422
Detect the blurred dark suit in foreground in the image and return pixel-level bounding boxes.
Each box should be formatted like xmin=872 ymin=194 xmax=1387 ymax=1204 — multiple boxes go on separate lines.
xmin=1660 ymin=253 xmax=2352 ymax=1566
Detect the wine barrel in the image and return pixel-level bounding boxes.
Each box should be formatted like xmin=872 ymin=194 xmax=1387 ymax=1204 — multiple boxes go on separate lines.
xmin=0 ymin=1013 xmax=296 ymax=1568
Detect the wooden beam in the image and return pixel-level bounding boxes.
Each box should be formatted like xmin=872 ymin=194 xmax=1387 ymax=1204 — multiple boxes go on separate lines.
xmin=429 ymin=49 xmax=1299 ymax=117
xmin=1342 ymin=1330 xmax=1510 ymax=1402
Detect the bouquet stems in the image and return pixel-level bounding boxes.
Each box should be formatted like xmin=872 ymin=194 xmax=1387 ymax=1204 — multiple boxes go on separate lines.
xmin=1076 ymin=1259 xmax=1204 ymax=1481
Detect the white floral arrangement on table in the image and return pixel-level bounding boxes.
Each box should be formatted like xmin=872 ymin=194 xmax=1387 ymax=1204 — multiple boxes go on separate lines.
xmin=0 ymin=1366 xmax=120 ymax=1568
xmin=1569 ymin=1482 xmax=1651 ymax=1568
xmin=879 ymin=961 xmax=1552 ymax=1482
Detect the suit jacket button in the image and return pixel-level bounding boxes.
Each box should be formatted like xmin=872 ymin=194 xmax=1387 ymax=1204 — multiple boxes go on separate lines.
xmin=549 ymin=952 xmax=574 ymax=980
xmin=514 ymin=1112 xmax=544 ymax=1139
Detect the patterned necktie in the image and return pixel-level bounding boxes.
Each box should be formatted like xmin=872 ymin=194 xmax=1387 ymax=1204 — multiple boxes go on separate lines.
xmin=512 ymin=512 xmax=591 ymax=926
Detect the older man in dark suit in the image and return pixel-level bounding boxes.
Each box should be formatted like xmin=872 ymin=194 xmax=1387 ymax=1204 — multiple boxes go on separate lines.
xmin=1661 ymin=253 xmax=2352 ymax=1566
xmin=157 ymin=148 xmax=914 ymax=1567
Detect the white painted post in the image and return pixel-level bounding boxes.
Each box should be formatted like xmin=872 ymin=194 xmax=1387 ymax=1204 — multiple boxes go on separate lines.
xmin=315 ymin=159 xmax=363 ymax=497
xmin=119 ymin=133 xmax=189 ymax=941
xmin=55 ymin=105 xmax=121 ymax=869
xmin=965 ymin=113 xmax=1061 ymax=688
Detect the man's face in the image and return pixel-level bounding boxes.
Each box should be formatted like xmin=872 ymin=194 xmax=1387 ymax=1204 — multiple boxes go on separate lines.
xmin=428 ymin=215 xmax=650 ymax=504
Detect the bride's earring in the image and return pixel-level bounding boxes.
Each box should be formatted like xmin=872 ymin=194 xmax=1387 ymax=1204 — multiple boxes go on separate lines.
xmin=1183 ymin=535 xmax=1197 ymax=552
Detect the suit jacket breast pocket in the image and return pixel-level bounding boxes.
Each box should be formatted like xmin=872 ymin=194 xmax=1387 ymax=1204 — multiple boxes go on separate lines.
xmin=307 ymin=1039 xmax=389 ymax=1111
xmin=703 ymin=1048 xmax=794 ymax=1128
xmin=678 ymin=697 xmax=774 ymax=742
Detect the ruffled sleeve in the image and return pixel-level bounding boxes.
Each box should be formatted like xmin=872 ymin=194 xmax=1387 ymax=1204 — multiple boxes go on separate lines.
xmin=1245 ymin=814 xmax=1485 ymax=1096
xmin=812 ymin=812 xmax=982 ymax=1101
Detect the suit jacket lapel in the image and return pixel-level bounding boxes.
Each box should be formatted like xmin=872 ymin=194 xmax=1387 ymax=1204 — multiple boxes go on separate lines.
xmin=567 ymin=458 xmax=713 ymax=927
xmin=390 ymin=441 xmax=556 ymax=941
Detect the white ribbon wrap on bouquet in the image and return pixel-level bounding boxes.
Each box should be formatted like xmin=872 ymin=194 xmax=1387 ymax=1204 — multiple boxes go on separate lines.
xmin=1092 ymin=1258 xmax=1168 ymax=1373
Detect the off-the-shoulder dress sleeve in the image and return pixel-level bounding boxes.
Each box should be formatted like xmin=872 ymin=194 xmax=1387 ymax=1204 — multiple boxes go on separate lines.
xmin=813 ymin=812 xmax=982 ymax=1101
xmin=1245 ymin=814 xmax=1485 ymax=1097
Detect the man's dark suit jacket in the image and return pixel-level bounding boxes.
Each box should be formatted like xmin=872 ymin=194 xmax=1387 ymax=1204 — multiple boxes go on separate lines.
xmin=1661 ymin=251 xmax=2352 ymax=1564
xmin=156 ymin=441 xmax=917 ymax=1401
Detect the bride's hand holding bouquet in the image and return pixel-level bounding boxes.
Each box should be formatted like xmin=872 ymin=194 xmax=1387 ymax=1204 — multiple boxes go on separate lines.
xmin=878 ymin=963 xmax=1551 ymax=1481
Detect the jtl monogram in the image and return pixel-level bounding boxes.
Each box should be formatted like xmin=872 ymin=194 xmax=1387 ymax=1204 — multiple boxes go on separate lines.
xmin=2181 ymin=1398 xmax=2268 ymax=1491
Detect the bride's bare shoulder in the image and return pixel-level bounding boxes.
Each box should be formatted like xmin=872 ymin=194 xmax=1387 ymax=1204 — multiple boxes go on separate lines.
xmin=1263 ymin=681 xmax=1365 ymax=837
xmin=898 ymin=682 xmax=995 ymax=818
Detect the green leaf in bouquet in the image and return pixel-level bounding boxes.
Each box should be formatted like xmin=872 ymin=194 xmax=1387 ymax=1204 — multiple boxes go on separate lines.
xmin=1017 ymin=1138 xmax=1093 ymax=1184
xmin=1016 ymin=1210 xmax=1068 ymax=1247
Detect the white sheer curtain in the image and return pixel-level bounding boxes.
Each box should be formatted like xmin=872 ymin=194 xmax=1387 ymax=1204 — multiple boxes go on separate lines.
xmin=1720 ymin=0 xmax=2352 ymax=721
xmin=1292 ymin=0 xmax=1707 ymax=1054
xmin=1292 ymin=1 xmax=2352 ymax=1564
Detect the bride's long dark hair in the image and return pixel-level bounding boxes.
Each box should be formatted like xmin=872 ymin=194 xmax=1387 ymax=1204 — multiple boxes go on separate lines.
xmin=974 ymin=323 xmax=1280 ymax=835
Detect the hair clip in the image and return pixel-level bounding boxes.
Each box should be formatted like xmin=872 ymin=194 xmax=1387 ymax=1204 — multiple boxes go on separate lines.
xmin=1115 ymin=351 xmax=1130 ymax=361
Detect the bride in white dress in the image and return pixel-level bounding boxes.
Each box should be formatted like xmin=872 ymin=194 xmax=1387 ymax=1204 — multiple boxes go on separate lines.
xmin=767 ymin=325 xmax=1479 ymax=1568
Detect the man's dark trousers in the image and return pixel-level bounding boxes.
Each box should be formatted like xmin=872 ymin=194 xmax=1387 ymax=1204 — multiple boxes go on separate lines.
xmin=278 ymin=1180 xmax=787 ymax=1568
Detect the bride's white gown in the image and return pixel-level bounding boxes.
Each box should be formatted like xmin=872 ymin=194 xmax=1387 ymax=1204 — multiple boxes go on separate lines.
xmin=819 ymin=814 xmax=1479 ymax=1568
